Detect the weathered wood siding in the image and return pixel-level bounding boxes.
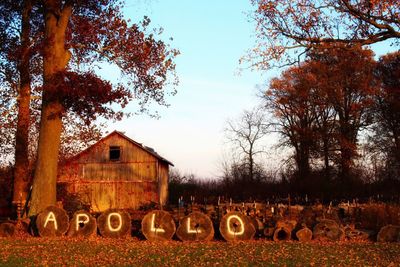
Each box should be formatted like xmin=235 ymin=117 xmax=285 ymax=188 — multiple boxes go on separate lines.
xmin=58 ymin=133 xmax=169 ymax=212
xmin=158 ymin=162 xmax=169 ymax=206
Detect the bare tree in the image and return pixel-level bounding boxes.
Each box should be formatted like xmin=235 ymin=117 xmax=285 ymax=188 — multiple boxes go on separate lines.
xmin=225 ymin=107 xmax=269 ymax=182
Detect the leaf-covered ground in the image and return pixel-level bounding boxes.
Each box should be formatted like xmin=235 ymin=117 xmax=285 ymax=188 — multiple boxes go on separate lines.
xmin=0 ymin=238 xmax=399 ymax=266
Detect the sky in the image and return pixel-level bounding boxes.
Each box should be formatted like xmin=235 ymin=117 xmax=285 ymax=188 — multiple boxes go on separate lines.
xmin=100 ymin=1 xmax=398 ymax=179
xmin=100 ymin=0 xmax=272 ymax=178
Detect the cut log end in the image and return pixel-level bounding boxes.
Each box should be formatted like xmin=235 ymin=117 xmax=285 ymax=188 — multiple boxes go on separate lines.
xmin=263 ymin=227 xmax=275 ymax=238
xmin=377 ymin=225 xmax=400 ymax=242
xmin=176 ymin=211 xmax=214 ymax=242
xmin=219 ymin=212 xmax=255 ymax=242
xmin=141 ymin=210 xmax=176 ymax=241
xmin=296 ymin=227 xmax=313 ymax=242
xmin=97 ymin=209 xmax=131 ymax=238
xmin=273 ymin=227 xmax=291 ymax=241
xmin=35 ymin=206 xmax=69 ymax=237
xmin=67 ymin=210 xmax=97 ymax=238
xmin=313 ymin=219 xmax=344 ymax=241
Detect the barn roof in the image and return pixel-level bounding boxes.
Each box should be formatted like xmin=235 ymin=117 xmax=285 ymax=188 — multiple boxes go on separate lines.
xmin=67 ymin=130 xmax=174 ymax=166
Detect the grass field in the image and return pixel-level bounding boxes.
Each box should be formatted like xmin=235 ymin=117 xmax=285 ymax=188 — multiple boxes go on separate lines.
xmin=0 ymin=238 xmax=399 ymax=266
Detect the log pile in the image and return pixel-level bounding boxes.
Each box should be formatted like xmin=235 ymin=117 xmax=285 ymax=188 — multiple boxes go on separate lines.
xmin=0 ymin=202 xmax=399 ymax=243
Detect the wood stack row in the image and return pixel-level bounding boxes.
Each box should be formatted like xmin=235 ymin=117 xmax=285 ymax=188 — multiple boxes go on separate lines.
xmin=1 ymin=204 xmax=399 ymax=242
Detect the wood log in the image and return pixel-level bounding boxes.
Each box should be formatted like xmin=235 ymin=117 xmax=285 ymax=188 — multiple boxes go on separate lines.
xmin=67 ymin=210 xmax=97 ymax=238
xmin=97 ymin=209 xmax=131 ymax=238
xmin=263 ymin=226 xmax=275 ymax=238
xmin=250 ymin=217 xmax=264 ymax=232
xmin=0 ymin=223 xmax=15 ymax=237
xmin=219 ymin=212 xmax=255 ymax=242
xmin=377 ymin=225 xmax=400 ymax=242
xmin=276 ymin=219 xmax=297 ymax=231
xmin=273 ymin=226 xmax=291 ymax=241
xmin=300 ymin=207 xmax=318 ymax=228
xmin=296 ymin=227 xmax=313 ymax=242
xmin=313 ymin=219 xmax=344 ymax=241
xmin=343 ymin=225 xmax=370 ymax=241
xmin=35 ymin=206 xmax=69 ymax=237
xmin=141 ymin=210 xmax=176 ymax=241
xmin=176 ymin=212 xmax=214 ymax=242
xmin=273 ymin=219 xmax=297 ymax=241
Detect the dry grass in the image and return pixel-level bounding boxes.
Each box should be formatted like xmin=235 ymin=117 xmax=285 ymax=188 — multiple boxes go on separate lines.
xmin=0 ymin=238 xmax=399 ymax=266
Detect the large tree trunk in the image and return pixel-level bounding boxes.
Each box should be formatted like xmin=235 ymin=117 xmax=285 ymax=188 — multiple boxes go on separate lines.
xmin=13 ymin=0 xmax=32 ymax=209
xmin=28 ymin=1 xmax=71 ymax=216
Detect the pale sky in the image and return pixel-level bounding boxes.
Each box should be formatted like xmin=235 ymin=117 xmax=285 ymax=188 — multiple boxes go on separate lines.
xmin=99 ymin=1 xmax=272 ymax=178
xmin=100 ymin=1 xmax=397 ymax=178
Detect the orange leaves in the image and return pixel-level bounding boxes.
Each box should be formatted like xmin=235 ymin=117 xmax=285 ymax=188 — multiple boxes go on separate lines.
xmin=248 ymin=0 xmax=399 ymax=68
xmin=0 ymin=238 xmax=399 ymax=266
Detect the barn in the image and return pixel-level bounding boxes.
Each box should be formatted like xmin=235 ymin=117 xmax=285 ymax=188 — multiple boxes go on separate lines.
xmin=57 ymin=131 xmax=173 ymax=212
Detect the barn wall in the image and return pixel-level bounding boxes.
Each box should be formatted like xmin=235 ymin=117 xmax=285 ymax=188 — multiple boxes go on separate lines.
xmin=58 ymin=133 xmax=169 ymax=211
xmin=158 ymin=162 xmax=169 ymax=206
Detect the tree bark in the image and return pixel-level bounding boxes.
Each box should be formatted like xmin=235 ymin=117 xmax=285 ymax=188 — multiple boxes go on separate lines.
xmin=29 ymin=1 xmax=71 ymax=216
xmin=13 ymin=0 xmax=33 ymax=208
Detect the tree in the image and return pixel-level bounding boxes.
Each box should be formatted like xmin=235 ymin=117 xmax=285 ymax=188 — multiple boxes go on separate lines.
xmin=264 ymin=45 xmax=376 ymax=192
xmin=0 ymin=0 xmax=178 ymax=217
xmin=28 ymin=0 xmax=177 ymax=216
xmin=308 ymin=45 xmax=376 ymax=183
xmin=12 ymin=0 xmax=33 ymax=206
xmin=249 ymin=0 xmax=399 ymax=67
xmin=0 ymin=0 xmax=43 ymax=205
xmin=312 ymin=82 xmax=337 ymax=177
xmin=225 ymin=107 xmax=268 ymax=182
xmin=265 ymin=63 xmax=318 ymax=183
xmin=370 ymin=51 xmax=400 ymax=178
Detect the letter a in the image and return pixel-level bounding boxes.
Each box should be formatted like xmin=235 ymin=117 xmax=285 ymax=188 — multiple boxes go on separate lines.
xmin=44 ymin=212 xmax=58 ymax=230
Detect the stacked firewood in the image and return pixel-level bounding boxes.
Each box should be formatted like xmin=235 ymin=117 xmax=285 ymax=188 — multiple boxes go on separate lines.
xmin=0 ymin=202 xmax=399 ymax=242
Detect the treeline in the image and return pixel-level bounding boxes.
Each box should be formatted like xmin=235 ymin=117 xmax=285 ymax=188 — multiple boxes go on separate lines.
xmin=169 ymin=166 xmax=400 ymax=205
xmin=171 ymin=46 xmax=400 ymax=203
xmin=262 ymin=46 xmax=400 ymax=198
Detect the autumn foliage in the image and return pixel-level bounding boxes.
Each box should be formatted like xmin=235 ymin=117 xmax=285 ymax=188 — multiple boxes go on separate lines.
xmin=250 ymin=0 xmax=400 ymax=67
